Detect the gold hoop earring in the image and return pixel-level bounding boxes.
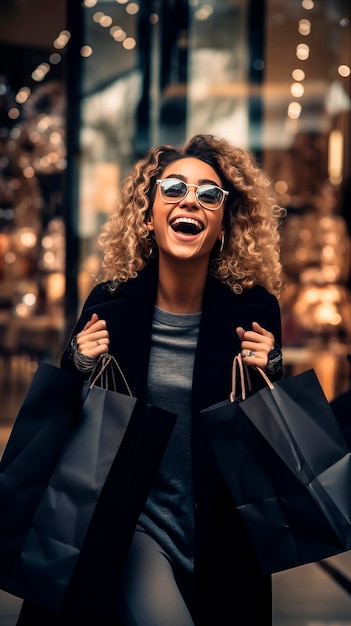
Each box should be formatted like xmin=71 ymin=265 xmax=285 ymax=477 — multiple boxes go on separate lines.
xmin=148 ymin=232 xmax=157 ymax=257
xmin=219 ymin=233 xmax=225 ymax=253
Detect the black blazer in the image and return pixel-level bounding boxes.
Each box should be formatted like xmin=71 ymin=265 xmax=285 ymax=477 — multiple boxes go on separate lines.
xmin=58 ymin=260 xmax=282 ymax=625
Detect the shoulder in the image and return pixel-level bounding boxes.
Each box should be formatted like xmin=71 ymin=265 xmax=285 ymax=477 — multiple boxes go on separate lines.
xmin=82 ymin=282 xmax=118 ymax=308
xmin=206 ymin=275 xmax=279 ymax=307
xmin=239 ymin=284 xmax=279 ymax=305
xmin=203 ymin=277 xmax=282 ymax=344
xmin=82 ymin=263 xmax=158 ymax=311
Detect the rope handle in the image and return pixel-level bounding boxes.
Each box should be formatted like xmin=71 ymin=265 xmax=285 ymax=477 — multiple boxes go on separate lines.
xmin=89 ymin=353 xmax=133 ymax=396
xmin=230 ymin=353 xmax=274 ymax=402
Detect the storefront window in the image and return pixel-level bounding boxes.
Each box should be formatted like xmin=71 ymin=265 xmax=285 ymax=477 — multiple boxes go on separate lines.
xmin=76 ymin=1 xmax=142 ymax=303
xmin=262 ymin=0 xmax=351 ymax=395
xmin=0 ymin=5 xmax=67 ymax=382
xmin=187 ymin=1 xmax=250 ymax=146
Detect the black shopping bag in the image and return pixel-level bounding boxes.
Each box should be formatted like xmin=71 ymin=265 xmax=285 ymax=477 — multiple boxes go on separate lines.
xmin=201 ymin=355 xmax=351 ymax=575
xmin=0 ymin=357 xmax=176 ymax=614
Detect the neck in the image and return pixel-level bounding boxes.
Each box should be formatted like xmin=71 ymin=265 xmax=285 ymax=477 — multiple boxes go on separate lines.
xmin=156 ymin=256 xmax=209 ymax=314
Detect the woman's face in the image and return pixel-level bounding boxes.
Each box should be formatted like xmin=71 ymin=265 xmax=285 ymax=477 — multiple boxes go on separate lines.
xmin=147 ymin=157 xmax=226 ymax=264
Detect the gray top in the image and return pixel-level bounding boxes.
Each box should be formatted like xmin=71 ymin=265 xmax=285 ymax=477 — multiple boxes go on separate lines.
xmin=137 ymin=305 xmax=201 ymax=578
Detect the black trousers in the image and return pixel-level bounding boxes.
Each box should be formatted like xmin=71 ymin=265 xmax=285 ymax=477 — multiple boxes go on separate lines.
xmin=16 ymin=530 xmax=194 ymax=626
xmin=116 ymin=529 xmax=194 ymax=625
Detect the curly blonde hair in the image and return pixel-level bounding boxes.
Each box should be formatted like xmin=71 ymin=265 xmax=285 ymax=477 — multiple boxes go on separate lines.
xmin=98 ymin=134 xmax=285 ymax=297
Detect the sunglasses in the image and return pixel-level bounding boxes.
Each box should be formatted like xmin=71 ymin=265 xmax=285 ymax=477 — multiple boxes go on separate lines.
xmin=156 ymin=178 xmax=229 ymax=210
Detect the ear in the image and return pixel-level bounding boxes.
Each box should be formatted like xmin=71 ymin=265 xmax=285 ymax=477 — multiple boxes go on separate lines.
xmin=146 ymin=214 xmax=154 ymax=231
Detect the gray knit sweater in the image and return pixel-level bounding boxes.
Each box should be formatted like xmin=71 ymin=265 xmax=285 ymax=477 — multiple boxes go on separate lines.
xmin=137 ymin=306 xmax=201 ymax=578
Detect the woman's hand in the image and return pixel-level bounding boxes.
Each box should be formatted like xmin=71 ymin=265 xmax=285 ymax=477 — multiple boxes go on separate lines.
xmin=76 ymin=313 xmax=110 ymax=358
xmin=236 ymin=321 xmax=275 ymax=369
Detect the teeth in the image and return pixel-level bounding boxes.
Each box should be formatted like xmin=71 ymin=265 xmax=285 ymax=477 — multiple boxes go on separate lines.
xmin=170 ymin=217 xmax=203 ymax=230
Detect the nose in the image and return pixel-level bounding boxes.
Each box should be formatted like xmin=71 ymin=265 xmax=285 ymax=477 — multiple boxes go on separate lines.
xmin=180 ymin=184 xmax=199 ymax=208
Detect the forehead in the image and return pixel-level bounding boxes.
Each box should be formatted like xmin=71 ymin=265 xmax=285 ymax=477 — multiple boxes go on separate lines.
xmin=161 ymin=157 xmax=221 ymax=183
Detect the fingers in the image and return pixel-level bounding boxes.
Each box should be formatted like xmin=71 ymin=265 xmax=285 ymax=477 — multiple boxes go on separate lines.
xmin=251 ymin=321 xmax=274 ymax=339
xmin=236 ymin=322 xmax=275 ymax=368
xmin=83 ymin=312 xmax=99 ymax=330
xmin=236 ymin=326 xmax=245 ymax=341
xmin=76 ymin=313 xmax=110 ymax=357
xmin=237 ymin=322 xmax=274 ymax=348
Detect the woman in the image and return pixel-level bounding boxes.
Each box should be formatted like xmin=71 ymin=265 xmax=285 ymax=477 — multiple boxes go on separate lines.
xmin=17 ymin=134 xmax=285 ymax=625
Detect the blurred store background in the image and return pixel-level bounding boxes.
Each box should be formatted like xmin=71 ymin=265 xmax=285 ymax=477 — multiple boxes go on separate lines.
xmin=1 ymin=0 xmax=351 ymax=412
xmin=0 ymin=0 xmax=351 ymax=623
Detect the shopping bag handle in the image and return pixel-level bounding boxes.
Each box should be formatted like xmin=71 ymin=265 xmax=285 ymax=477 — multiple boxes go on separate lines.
xmin=230 ymin=354 xmax=248 ymax=401
xmin=89 ymin=354 xmax=133 ymax=396
xmin=230 ymin=353 xmax=274 ymax=402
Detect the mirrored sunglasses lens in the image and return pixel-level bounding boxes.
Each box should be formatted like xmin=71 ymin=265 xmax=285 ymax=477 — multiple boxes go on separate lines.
xmin=197 ymin=186 xmax=223 ymax=208
xmin=161 ymin=180 xmax=187 ymax=199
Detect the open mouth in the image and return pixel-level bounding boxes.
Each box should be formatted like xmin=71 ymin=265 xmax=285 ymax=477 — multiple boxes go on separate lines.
xmin=169 ymin=216 xmax=204 ymax=235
